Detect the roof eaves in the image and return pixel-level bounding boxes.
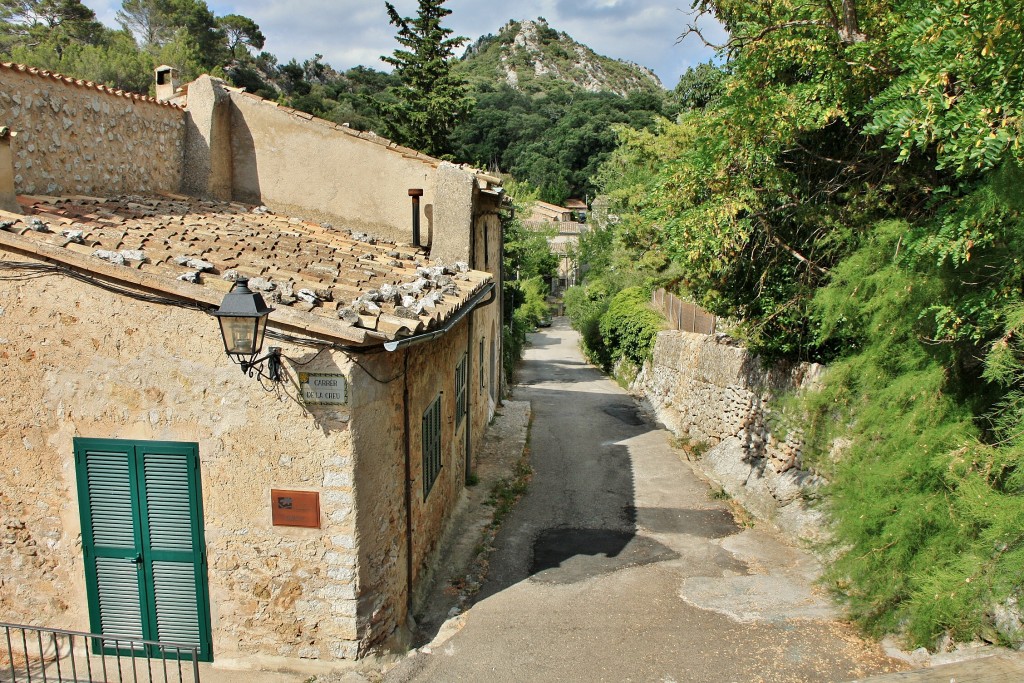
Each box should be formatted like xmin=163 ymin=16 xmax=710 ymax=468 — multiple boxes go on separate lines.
xmin=0 ymin=226 xmax=379 ymax=346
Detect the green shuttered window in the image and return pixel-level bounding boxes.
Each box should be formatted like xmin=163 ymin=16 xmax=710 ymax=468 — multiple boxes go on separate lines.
xmin=455 ymin=353 xmax=468 ymax=429
xmin=74 ymin=438 xmax=213 ymax=662
xmin=422 ymin=394 xmax=442 ymax=499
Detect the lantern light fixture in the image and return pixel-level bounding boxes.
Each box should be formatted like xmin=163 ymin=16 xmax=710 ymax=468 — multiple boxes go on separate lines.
xmin=213 ymin=278 xmax=282 ymax=382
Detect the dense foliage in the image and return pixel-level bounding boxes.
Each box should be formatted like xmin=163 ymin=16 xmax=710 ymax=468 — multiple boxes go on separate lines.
xmin=571 ymin=0 xmax=1024 ymax=649
xmin=451 ymin=84 xmax=668 ymax=205
xmin=500 ymin=181 xmax=559 ymax=382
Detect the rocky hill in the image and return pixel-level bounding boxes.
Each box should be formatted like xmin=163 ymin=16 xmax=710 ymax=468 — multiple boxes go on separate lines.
xmin=456 ymin=18 xmax=664 ymax=97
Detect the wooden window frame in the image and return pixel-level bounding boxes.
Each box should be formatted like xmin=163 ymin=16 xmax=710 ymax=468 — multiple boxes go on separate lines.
xmin=455 ymin=353 xmax=468 ymax=429
xmin=422 ymin=394 xmax=443 ymax=499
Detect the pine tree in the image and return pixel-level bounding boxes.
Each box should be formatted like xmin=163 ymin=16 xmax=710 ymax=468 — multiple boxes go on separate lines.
xmin=380 ymin=0 xmax=472 ymax=158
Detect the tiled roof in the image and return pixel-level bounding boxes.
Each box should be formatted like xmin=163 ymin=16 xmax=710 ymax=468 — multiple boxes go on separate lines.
xmin=0 ymin=194 xmax=492 ymax=345
xmin=0 ymin=62 xmax=181 ymax=109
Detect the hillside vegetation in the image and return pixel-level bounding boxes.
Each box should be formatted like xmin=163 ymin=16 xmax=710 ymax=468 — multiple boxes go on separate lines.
xmin=1 ymin=4 xmax=671 ymax=206
xmin=455 ymin=18 xmax=662 ymax=97
xmin=570 ymin=0 xmax=1024 ymax=650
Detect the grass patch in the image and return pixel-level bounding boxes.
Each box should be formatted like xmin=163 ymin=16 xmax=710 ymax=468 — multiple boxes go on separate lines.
xmin=670 ymin=433 xmax=711 ymax=461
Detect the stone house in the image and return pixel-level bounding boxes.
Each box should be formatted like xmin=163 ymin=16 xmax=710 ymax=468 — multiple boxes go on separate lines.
xmin=528 ymin=200 xmax=573 ymax=224
xmin=0 ymin=62 xmax=505 ymax=669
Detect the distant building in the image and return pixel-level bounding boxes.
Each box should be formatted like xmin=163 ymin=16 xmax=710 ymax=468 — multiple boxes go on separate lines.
xmin=0 ymin=64 xmax=505 ymax=669
xmin=564 ymin=197 xmax=589 ymax=221
xmin=528 ymin=200 xmax=574 ymax=224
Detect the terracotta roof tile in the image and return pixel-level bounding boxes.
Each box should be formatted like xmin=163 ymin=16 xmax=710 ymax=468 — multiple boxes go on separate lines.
xmin=0 ymin=195 xmax=492 ymax=345
xmin=0 ymin=62 xmax=181 ymax=109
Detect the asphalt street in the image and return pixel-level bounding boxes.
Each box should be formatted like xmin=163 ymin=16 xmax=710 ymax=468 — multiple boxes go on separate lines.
xmin=383 ymin=318 xmax=902 ymax=682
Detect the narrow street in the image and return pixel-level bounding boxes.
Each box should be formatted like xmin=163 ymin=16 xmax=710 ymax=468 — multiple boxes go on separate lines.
xmin=384 ymin=318 xmax=900 ymax=682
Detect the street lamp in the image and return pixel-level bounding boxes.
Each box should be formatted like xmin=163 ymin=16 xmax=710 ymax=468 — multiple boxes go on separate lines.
xmin=213 ymin=278 xmax=282 ymax=381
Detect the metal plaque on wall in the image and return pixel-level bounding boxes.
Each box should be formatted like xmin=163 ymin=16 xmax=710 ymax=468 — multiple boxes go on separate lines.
xmin=298 ymin=372 xmax=348 ymax=405
xmin=271 ymin=489 xmax=320 ymax=528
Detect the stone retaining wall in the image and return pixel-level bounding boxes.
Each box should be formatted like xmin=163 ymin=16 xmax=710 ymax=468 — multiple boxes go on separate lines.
xmin=632 ymin=331 xmax=828 ymax=540
xmin=0 ymin=64 xmax=184 ymax=197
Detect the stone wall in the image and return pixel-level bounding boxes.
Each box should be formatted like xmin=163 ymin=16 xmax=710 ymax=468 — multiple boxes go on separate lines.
xmin=632 ymin=331 xmax=828 ymax=540
xmin=0 ymin=64 xmax=184 ymax=197
xmin=350 ymin=298 xmax=501 ymax=652
xmin=0 ymin=260 xmax=359 ymax=666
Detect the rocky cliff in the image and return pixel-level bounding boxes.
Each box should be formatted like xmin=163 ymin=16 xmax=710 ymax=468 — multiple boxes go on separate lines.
xmin=457 ymin=18 xmax=663 ymax=97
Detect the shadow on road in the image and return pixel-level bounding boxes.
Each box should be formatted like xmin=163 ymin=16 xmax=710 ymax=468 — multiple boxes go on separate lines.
xmin=478 ymin=319 xmax=680 ymax=597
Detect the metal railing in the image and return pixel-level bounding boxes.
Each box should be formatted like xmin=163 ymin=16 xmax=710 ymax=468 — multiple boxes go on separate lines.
xmin=652 ymin=289 xmax=717 ymax=335
xmin=1 ymin=622 xmax=200 ymax=683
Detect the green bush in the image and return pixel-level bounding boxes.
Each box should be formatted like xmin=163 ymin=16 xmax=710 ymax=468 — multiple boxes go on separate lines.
xmin=598 ymin=287 xmax=663 ymax=370
xmin=799 ymin=220 xmax=1024 ymax=648
xmin=564 ymin=282 xmax=611 ymax=367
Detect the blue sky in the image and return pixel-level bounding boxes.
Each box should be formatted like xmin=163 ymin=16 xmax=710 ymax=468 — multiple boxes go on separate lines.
xmin=87 ymin=1 xmax=725 ymax=89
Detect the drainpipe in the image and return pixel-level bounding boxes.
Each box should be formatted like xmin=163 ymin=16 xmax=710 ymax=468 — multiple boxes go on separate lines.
xmin=401 ymin=351 xmax=414 ymax=620
xmin=408 ymin=189 xmax=423 ymax=247
xmin=465 ymin=309 xmax=474 ymax=482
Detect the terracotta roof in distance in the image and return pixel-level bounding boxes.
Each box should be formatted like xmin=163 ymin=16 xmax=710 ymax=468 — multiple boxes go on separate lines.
xmin=0 ymin=194 xmax=492 ymax=344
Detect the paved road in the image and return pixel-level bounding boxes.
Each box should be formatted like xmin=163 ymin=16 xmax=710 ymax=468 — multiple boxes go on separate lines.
xmin=384 ymin=318 xmax=901 ymax=682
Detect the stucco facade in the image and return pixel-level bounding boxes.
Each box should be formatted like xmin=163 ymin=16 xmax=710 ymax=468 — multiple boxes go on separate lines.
xmin=0 ymin=65 xmax=506 ymax=670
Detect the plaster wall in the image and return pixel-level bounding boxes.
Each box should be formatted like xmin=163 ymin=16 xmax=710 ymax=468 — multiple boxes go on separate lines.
xmin=472 ymin=208 xmax=504 ymax=408
xmin=632 ymin=331 xmax=827 ymax=540
xmin=0 ymin=261 xmax=361 ymax=664
xmin=225 ymin=91 xmax=469 ymax=246
xmin=182 ymin=75 xmax=233 ymax=201
xmin=0 ymin=67 xmax=184 ymax=197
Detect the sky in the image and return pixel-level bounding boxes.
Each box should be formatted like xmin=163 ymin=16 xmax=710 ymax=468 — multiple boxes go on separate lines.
xmin=87 ymin=1 xmax=726 ymax=90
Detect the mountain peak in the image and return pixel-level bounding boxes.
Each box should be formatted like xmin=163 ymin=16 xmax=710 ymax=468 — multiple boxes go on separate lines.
xmin=459 ymin=18 xmax=663 ymax=97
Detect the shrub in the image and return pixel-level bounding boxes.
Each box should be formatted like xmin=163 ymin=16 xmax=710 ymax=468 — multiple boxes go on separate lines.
xmin=564 ymin=282 xmax=611 ymax=367
xmin=598 ymin=287 xmax=663 ymax=369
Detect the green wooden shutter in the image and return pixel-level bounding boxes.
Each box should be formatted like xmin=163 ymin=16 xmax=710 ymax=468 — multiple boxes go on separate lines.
xmin=137 ymin=445 xmax=209 ymax=655
xmin=75 ymin=438 xmax=212 ymax=662
xmin=77 ymin=445 xmax=146 ymax=645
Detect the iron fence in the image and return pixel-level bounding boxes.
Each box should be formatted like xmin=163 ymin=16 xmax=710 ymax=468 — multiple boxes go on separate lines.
xmin=652 ymin=289 xmax=717 ymax=335
xmin=1 ymin=622 xmax=200 ymax=683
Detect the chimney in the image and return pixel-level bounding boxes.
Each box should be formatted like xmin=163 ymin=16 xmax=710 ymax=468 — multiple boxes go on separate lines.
xmin=155 ymin=65 xmax=181 ymax=102
xmin=0 ymin=127 xmax=21 ymax=214
xmin=409 ymin=189 xmax=424 ymax=247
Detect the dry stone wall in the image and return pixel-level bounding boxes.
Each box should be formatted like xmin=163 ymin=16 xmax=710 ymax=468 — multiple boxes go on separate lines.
xmin=632 ymin=331 xmax=828 ymax=540
xmin=0 ymin=65 xmax=184 ymax=197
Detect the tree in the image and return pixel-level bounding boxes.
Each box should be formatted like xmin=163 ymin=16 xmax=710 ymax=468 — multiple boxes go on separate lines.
xmin=672 ymin=62 xmax=725 ymax=111
xmin=116 ymin=0 xmax=168 ymax=47
xmin=218 ymin=13 xmax=264 ymax=56
xmin=379 ymin=0 xmax=473 ymax=158
xmin=117 ymin=0 xmax=226 ymax=69
xmin=1 ymin=0 xmax=104 ymax=56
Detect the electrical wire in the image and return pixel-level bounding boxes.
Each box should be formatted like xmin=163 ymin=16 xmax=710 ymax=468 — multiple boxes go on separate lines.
xmin=1 ymin=260 xmax=406 ymax=384
xmin=0 ymin=261 xmax=207 ymax=311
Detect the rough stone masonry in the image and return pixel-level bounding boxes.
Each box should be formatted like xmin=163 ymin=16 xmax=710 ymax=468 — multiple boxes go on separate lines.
xmin=632 ymin=330 xmax=828 ymax=541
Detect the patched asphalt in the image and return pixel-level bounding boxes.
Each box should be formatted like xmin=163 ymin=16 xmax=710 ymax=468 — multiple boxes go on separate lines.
xmin=379 ymin=318 xmax=904 ymax=682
